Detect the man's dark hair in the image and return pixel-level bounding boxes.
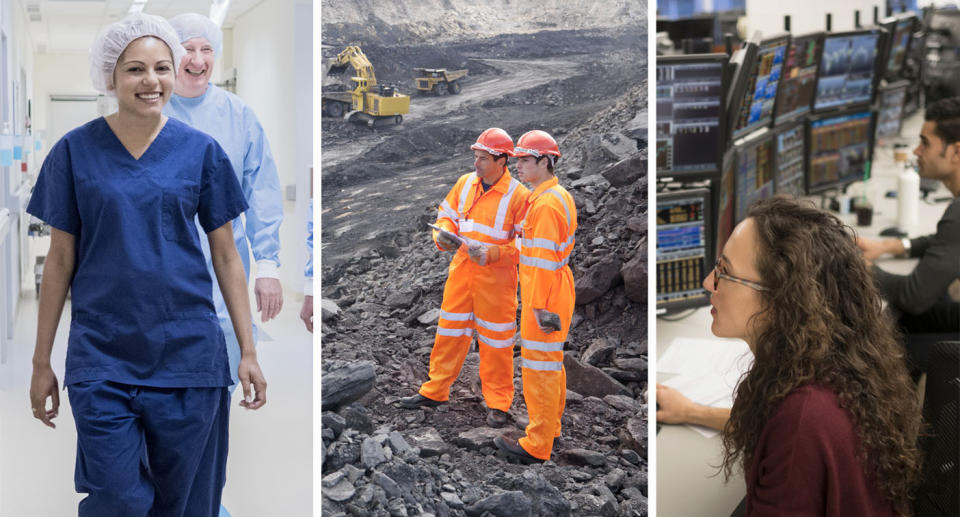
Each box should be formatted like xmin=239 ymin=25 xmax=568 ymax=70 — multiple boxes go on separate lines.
xmin=925 ymin=97 xmax=960 ymax=145
xmin=536 ymin=155 xmax=558 ymax=173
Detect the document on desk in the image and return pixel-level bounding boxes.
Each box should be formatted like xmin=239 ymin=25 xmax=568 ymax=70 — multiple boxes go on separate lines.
xmin=658 ymin=337 xmax=754 ymax=438
xmin=658 ymin=337 xmax=753 ymax=376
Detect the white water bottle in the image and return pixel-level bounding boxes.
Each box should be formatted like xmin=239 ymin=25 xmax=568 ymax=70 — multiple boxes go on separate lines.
xmin=898 ymin=168 xmax=919 ymax=234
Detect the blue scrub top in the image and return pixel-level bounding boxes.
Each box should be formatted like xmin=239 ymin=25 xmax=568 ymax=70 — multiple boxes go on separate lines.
xmin=26 ymin=117 xmax=248 ymax=388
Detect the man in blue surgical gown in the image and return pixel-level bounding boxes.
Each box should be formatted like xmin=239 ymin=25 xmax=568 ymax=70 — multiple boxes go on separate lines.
xmin=164 ymin=13 xmax=284 ymax=388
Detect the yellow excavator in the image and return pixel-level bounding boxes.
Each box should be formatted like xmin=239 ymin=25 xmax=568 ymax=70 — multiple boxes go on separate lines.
xmin=323 ymin=46 xmax=410 ymax=127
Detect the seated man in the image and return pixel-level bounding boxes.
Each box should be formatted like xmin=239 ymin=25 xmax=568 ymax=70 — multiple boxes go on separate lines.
xmin=857 ymin=97 xmax=960 ymax=372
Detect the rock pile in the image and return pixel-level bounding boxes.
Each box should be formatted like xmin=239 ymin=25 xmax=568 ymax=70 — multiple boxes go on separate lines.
xmin=322 ymin=356 xmax=648 ymax=517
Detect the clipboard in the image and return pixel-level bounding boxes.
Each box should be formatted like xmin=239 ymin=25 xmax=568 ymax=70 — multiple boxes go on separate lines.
xmin=427 ymin=223 xmax=467 ymax=245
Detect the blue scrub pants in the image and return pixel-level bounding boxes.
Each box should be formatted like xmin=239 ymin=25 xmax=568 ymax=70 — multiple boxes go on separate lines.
xmin=68 ymin=381 xmax=230 ymax=517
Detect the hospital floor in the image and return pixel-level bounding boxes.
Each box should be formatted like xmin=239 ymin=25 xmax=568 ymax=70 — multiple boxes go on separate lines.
xmin=0 ymin=209 xmax=313 ymax=515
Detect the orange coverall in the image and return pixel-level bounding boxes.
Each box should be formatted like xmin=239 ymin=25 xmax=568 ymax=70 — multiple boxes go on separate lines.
xmin=418 ymin=168 xmax=530 ymax=413
xmin=517 ymin=176 xmax=577 ymax=460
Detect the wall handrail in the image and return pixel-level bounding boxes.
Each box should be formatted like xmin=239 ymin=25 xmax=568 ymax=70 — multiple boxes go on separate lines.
xmin=0 ymin=208 xmax=10 ymax=242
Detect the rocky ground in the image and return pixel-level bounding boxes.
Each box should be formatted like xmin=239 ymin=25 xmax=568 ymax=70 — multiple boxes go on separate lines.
xmin=321 ymin=2 xmax=649 ymax=516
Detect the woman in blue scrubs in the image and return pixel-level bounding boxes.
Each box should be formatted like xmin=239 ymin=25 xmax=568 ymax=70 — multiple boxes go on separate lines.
xmin=26 ymin=13 xmax=266 ymax=516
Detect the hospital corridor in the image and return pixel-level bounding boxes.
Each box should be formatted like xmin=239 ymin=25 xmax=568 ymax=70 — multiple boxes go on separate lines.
xmin=0 ymin=0 xmax=313 ymax=515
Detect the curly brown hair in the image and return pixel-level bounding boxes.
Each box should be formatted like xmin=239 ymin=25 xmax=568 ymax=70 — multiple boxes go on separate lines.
xmin=720 ymin=196 xmax=923 ymax=514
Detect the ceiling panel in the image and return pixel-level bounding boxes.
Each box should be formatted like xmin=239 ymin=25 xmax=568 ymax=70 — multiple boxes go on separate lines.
xmin=26 ymin=0 xmax=265 ymax=54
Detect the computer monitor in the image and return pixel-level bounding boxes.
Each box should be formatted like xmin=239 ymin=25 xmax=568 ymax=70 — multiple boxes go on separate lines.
xmin=656 ymin=188 xmax=714 ymax=314
xmin=875 ymin=80 xmax=909 ymax=141
xmin=729 ymin=34 xmax=790 ymax=141
xmin=716 ymin=148 xmax=737 ymax=255
xmin=813 ymin=29 xmax=885 ymax=112
xmin=733 ymin=131 xmax=776 ymax=222
xmin=773 ymin=32 xmax=824 ymax=125
xmin=725 ymin=40 xmax=758 ymax=138
xmin=657 ymin=54 xmax=728 ymax=181
xmin=888 ymin=0 xmax=918 ymax=14
xmin=881 ymin=13 xmax=916 ymax=80
xmin=773 ymin=121 xmax=807 ymax=197
xmin=806 ymin=108 xmax=875 ymax=194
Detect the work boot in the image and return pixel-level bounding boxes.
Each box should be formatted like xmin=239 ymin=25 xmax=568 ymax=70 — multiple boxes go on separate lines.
xmin=486 ymin=408 xmax=510 ymax=428
xmin=494 ymin=435 xmax=545 ymax=464
xmin=397 ymin=393 xmax=445 ymax=409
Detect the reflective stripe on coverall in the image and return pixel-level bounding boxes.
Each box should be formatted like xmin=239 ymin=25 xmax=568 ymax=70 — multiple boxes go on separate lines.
xmin=419 ymin=168 xmax=530 ymax=412
xmin=517 ymin=176 xmax=577 ymax=460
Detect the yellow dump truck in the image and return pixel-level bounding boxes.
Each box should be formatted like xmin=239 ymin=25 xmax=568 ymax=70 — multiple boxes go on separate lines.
xmin=413 ymin=68 xmax=468 ymax=95
xmin=323 ymin=46 xmax=410 ymax=127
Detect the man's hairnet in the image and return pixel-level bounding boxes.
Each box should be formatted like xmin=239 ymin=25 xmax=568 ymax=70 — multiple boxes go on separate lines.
xmin=89 ymin=13 xmax=185 ymax=96
xmin=168 ymin=13 xmax=223 ymax=57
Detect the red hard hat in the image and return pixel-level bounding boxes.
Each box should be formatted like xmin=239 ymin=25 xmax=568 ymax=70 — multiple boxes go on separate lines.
xmin=514 ymin=130 xmax=561 ymax=159
xmin=471 ymin=127 xmax=514 ymax=157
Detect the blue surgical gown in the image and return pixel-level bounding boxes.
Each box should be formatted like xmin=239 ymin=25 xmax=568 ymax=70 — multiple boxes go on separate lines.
xmin=26 ymin=117 xmax=248 ymax=388
xmin=164 ymin=85 xmax=283 ymax=384
xmin=305 ymin=198 xmax=313 ymax=294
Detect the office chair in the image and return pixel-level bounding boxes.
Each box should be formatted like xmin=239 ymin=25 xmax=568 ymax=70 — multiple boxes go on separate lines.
xmin=914 ymin=341 xmax=959 ymax=516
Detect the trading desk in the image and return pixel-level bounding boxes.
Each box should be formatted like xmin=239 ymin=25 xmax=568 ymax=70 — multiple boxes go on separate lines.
xmin=657 ymin=309 xmax=747 ymax=516
xmin=656 ymin=111 xmax=954 ymax=515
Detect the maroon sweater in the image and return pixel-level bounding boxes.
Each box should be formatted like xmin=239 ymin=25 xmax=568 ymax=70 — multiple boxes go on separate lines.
xmin=745 ymin=384 xmax=895 ymax=516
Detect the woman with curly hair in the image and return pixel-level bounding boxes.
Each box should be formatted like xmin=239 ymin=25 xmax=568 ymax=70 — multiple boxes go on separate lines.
xmin=657 ymin=196 xmax=923 ymax=515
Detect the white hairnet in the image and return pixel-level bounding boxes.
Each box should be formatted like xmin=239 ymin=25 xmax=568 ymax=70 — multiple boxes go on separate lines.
xmin=89 ymin=13 xmax=185 ymax=96
xmin=168 ymin=13 xmax=223 ymax=57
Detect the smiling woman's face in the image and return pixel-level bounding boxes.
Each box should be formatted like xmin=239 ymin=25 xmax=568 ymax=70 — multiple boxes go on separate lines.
xmin=111 ymin=36 xmax=175 ymax=117
xmin=703 ymin=217 xmax=766 ymax=350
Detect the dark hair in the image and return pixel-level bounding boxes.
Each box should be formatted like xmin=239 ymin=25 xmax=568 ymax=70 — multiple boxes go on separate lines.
xmin=721 ymin=196 xmax=923 ymax=515
xmin=925 ymin=97 xmax=960 ymax=145
xmin=535 ymin=155 xmax=558 ymax=173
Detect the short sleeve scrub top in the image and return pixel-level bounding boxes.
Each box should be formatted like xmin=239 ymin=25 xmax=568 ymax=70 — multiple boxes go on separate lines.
xmin=26 ymin=117 xmax=248 ymax=389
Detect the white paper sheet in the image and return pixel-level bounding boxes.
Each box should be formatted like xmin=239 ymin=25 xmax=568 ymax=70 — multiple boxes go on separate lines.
xmin=657 ymin=337 xmax=755 ymax=438
xmin=657 ymin=337 xmax=753 ymax=377
xmin=661 ymin=373 xmax=737 ymax=438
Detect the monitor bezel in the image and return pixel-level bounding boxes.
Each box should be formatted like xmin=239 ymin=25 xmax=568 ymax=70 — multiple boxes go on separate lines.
xmin=729 ymin=33 xmax=792 ymax=141
xmin=812 ymin=28 xmax=888 ymax=114
xmin=805 ymin=107 xmax=876 ymax=195
xmin=656 ymin=187 xmax=715 ymax=314
xmin=773 ymin=31 xmax=825 ymax=127
xmin=656 ymin=53 xmax=730 ymax=182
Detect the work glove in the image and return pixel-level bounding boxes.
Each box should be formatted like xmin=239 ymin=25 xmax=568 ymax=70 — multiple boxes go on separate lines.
xmin=436 ymin=229 xmax=461 ymax=251
xmin=534 ymin=309 xmax=562 ymax=333
xmin=468 ymin=243 xmax=489 ymax=266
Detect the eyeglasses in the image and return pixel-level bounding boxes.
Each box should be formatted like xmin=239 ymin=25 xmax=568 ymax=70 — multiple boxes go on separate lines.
xmin=712 ymin=262 xmax=768 ymax=292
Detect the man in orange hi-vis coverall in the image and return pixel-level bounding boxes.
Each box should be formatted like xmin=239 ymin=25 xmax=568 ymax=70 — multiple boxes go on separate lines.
xmin=494 ymin=130 xmax=577 ymax=463
xmin=398 ymin=128 xmax=530 ymax=429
